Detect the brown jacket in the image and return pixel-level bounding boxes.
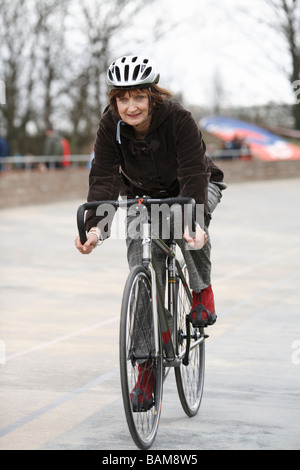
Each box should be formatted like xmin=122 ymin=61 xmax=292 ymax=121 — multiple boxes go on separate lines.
xmin=86 ymin=100 xmax=224 ymax=230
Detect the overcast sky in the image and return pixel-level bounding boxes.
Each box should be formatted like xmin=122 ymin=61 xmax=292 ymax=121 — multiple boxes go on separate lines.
xmin=111 ymin=0 xmax=295 ymax=108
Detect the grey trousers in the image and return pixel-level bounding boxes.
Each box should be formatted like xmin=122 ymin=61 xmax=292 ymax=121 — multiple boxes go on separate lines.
xmin=126 ymin=182 xmax=225 ymax=293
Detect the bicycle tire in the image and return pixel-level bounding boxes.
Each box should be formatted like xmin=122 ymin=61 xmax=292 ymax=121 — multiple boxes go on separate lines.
xmin=174 ymin=262 xmax=205 ymax=417
xmin=119 ymin=265 xmax=163 ymax=450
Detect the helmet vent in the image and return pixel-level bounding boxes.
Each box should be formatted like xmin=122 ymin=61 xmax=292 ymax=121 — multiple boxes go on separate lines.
xmin=115 ymin=66 xmax=121 ymax=82
xmin=141 ymin=66 xmax=152 ymax=80
xmin=124 ymin=64 xmax=129 ymax=81
xmin=133 ymin=65 xmax=140 ymax=80
xmin=108 ymin=69 xmax=113 ymax=81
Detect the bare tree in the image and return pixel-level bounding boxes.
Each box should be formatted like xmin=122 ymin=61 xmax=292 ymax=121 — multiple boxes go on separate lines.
xmin=34 ymin=0 xmax=70 ymax=128
xmin=0 ymin=0 xmax=159 ymax=154
xmin=65 ymin=0 xmax=158 ymax=151
xmin=210 ymin=68 xmax=227 ymax=115
xmin=0 ymin=0 xmax=70 ymax=152
xmin=264 ymin=0 xmax=300 ymax=129
xmin=0 ymin=0 xmax=33 ymax=152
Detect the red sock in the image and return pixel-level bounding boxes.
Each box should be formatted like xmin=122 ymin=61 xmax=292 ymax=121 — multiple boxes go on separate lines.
xmin=192 ymin=286 xmax=215 ymax=320
xmin=132 ymin=362 xmax=154 ymax=402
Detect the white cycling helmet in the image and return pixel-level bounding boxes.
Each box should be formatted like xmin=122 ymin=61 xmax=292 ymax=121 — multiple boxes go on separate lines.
xmin=107 ymin=55 xmax=160 ymax=89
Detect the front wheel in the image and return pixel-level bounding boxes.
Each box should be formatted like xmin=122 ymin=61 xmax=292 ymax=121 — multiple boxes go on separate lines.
xmin=119 ymin=266 xmax=163 ymax=450
xmin=174 ymin=263 xmax=205 ymax=417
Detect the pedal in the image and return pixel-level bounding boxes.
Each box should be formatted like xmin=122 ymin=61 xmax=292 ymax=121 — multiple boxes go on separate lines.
xmin=163 ymin=357 xmax=182 ymax=368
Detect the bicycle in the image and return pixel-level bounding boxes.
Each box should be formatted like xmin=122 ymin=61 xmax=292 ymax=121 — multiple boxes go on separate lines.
xmin=77 ymin=196 xmax=207 ymax=450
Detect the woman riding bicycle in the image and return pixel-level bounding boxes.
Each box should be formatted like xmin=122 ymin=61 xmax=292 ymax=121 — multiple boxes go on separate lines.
xmin=75 ymin=55 xmax=226 ymax=405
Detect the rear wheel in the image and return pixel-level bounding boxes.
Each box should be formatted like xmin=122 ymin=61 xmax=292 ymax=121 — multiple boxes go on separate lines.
xmin=119 ymin=266 xmax=163 ymax=449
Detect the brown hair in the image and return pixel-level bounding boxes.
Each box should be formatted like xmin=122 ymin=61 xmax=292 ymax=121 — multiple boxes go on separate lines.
xmin=108 ymin=84 xmax=173 ymax=117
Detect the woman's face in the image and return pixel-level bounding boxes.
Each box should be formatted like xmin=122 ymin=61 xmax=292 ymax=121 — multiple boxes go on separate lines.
xmin=116 ymin=91 xmax=150 ymax=127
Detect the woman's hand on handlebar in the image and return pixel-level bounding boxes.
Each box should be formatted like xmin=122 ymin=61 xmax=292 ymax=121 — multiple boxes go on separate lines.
xmin=184 ymin=223 xmax=208 ymax=250
xmin=75 ymin=227 xmax=100 ymax=254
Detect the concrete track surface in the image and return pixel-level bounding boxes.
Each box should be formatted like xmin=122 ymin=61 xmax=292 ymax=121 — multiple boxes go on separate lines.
xmin=0 ymin=178 xmax=299 ymax=450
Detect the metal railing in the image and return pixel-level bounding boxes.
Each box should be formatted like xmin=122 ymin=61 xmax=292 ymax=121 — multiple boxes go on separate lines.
xmin=0 ymin=154 xmax=92 ymax=171
xmin=0 ymin=148 xmax=252 ymax=171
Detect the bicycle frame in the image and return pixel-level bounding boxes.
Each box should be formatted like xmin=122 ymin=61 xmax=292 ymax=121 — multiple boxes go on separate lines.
xmin=140 ymin=220 xmax=204 ymax=369
xmin=77 ymin=196 xmax=204 ymax=368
